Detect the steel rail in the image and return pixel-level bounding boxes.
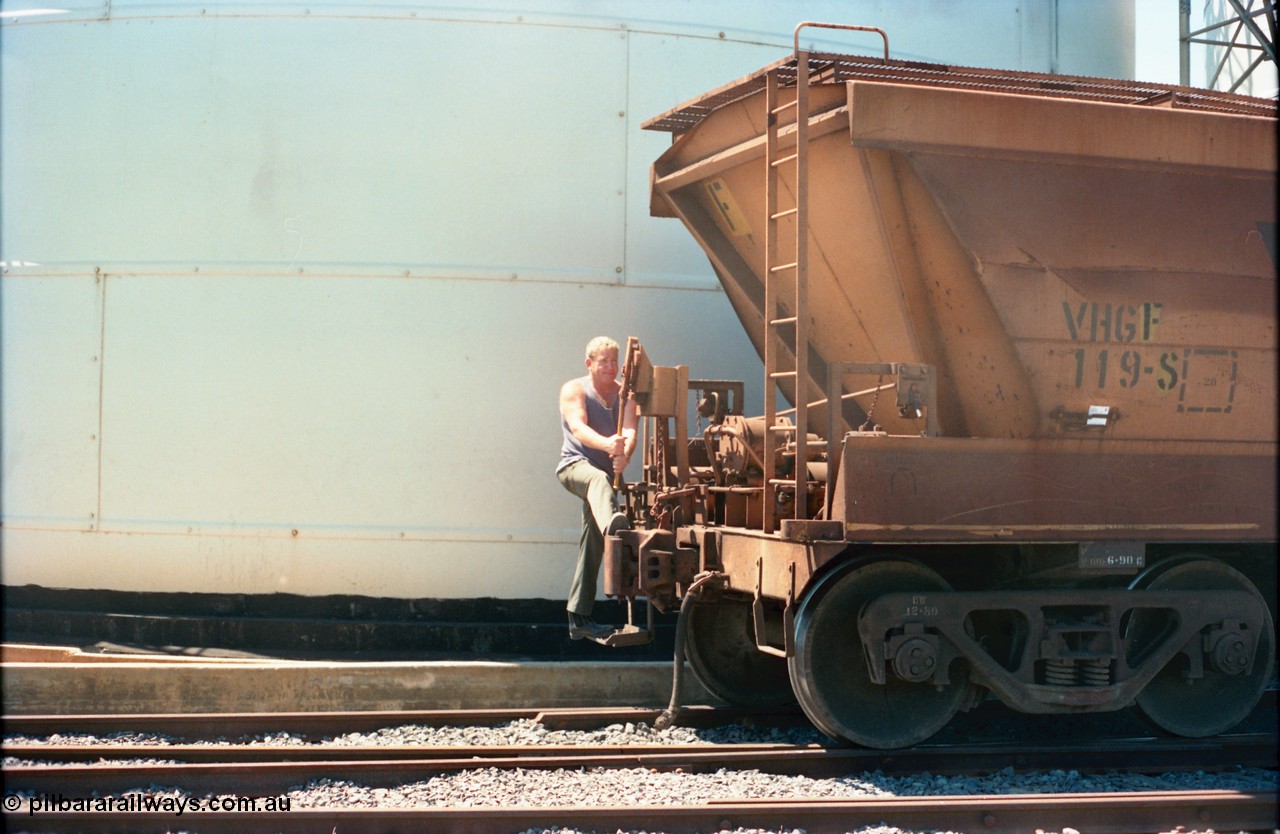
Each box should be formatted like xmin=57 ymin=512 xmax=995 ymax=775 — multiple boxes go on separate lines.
xmin=7 ymin=695 xmax=1272 ymax=739
xmin=7 ymin=733 xmax=1277 ymax=768
xmin=5 ymin=790 xmax=1277 ymax=834
xmin=1 ymin=705 xmax=785 ymax=740
xmin=5 ymin=734 xmax=1276 ymax=796
xmin=3 ymin=741 xmax=797 ymax=764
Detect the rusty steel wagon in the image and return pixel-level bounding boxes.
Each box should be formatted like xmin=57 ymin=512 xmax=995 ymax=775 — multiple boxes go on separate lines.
xmin=598 ymin=24 xmax=1278 ymax=748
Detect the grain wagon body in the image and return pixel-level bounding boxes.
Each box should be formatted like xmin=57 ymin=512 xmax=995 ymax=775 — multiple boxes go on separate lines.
xmin=599 ymin=25 xmax=1278 ymax=748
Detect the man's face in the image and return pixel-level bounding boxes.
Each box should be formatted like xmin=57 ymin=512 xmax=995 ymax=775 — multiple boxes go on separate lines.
xmin=587 ymin=347 xmax=619 ymax=384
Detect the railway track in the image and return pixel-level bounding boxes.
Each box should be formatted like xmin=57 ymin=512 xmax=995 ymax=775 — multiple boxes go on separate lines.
xmin=5 ymin=790 xmax=1278 ymax=834
xmin=5 ymin=734 xmax=1278 ymax=793
xmin=5 ymin=706 xmax=1277 ymax=833
xmin=3 ymin=705 xmax=754 ymax=740
xmin=6 ymin=698 xmax=1274 ymax=739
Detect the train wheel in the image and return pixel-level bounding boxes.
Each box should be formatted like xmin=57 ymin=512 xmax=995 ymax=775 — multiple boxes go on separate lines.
xmin=685 ymin=597 xmax=794 ymax=707
xmin=1127 ymin=557 xmax=1274 ymax=737
xmin=788 ymin=559 xmax=969 ymax=748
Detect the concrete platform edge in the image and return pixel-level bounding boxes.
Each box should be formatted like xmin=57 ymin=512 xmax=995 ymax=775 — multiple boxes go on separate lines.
xmin=1 ymin=660 xmax=715 ymax=715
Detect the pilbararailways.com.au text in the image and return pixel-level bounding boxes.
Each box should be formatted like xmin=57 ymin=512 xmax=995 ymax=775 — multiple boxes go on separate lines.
xmin=11 ymin=792 xmax=292 ymax=815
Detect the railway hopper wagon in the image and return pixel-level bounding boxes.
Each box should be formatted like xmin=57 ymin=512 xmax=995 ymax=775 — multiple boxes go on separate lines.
xmin=599 ymin=25 xmax=1278 ymax=748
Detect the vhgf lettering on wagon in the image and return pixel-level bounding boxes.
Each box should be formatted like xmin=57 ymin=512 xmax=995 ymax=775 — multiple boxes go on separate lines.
xmin=9 ymin=792 xmax=293 ymax=815
xmin=1062 ymin=300 xmax=1163 ymax=344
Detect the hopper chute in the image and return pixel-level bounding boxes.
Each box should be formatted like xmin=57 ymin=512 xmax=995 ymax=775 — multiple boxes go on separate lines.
xmin=644 ymin=44 xmax=1277 ymax=444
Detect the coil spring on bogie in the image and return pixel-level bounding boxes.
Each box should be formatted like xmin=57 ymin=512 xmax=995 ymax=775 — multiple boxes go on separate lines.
xmin=1080 ymin=659 xmax=1112 ymax=686
xmin=1043 ymin=659 xmax=1076 ymax=686
xmin=1043 ymin=659 xmax=1113 ymax=686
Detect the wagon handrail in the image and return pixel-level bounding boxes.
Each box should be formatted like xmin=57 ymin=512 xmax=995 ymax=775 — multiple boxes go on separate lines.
xmin=793 ymin=22 xmax=889 ymax=61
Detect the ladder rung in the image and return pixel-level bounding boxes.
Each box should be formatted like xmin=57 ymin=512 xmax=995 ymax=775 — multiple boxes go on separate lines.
xmin=771 ymin=208 xmax=798 ymax=220
xmin=770 ymin=153 xmax=798 ymax=168
xmin=767 ymin=478 xmax=802 ymax=486
xmin=770 ymin=316 xmax=798 ymax=326
xmin=768 ymin=424 xmax=797 ymax=432
xmin=769 ymin=262 xmax=798 ymax=273
xmin=769 ymin=371 xmax=798 ymax=379
xmin=771 ymin=100 xmax=798 ymax=115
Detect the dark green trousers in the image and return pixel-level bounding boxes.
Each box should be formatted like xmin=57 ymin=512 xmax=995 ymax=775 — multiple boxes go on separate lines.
xmin=556 ymin=459 xmax=616 ymax=616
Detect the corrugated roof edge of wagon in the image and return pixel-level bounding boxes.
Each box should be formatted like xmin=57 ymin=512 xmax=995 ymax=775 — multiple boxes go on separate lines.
xmin=640 ymin=50 xmax=1278 ymax=134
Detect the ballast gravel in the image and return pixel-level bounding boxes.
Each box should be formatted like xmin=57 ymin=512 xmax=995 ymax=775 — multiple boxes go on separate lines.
xmin=1 ymin=718 xmax=823 ymax=749
xmin=328 ymin=719 xmax=817 ymax=748
xmin=7 ymin=716 xmax=1276 ymax=834
xmin=284 ymin=763 xmax=1276 ymax=808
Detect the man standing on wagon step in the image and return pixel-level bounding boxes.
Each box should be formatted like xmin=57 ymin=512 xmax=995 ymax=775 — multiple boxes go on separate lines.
xmin=557 ymin=336 xmax=638 ymax=640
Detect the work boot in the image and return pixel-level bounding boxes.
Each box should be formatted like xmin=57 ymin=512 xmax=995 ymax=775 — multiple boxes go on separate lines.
xmin=568 ymin=612 xmax=614 ymax=641
xmin=605 ymin=511 xmax=631 ymax=537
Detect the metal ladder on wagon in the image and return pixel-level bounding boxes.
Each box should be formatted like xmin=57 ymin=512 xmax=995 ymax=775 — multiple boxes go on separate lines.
xmin=761 ymin=48 xmax=811 ymax=534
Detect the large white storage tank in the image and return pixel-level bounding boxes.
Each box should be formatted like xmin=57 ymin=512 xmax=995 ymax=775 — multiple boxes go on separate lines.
xmin=1 ymin=1 xmax=1137 ymax=633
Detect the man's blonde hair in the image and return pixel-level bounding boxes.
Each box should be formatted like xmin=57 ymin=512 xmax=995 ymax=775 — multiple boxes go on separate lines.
xmin=585 ymin=336 xmax=619 ymax=361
